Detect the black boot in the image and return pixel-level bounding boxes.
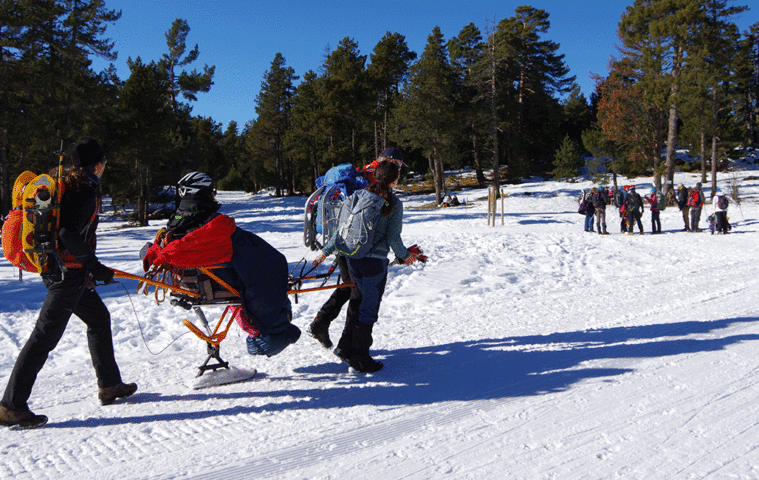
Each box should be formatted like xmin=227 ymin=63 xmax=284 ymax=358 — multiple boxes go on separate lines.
xmin=347 ymin=323 xmax=383 ymax=373
xmin=333 ymin=315 xmax=357 ymax=363
xmin=307 ymin=316 xmax=333 ymax=349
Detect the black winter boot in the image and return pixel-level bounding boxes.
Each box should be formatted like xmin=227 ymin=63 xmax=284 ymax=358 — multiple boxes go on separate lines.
xmin=333 ymin=314 xmax=358 ymax=362
xmin=307 ymin=316 xmax=333 ymax=349
xmin=348 ymin=323 xmax=383 ymax=373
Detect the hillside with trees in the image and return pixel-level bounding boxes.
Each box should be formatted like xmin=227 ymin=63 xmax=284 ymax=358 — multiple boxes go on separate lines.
xmin=1 ymin=0 xmax=756 ymax=223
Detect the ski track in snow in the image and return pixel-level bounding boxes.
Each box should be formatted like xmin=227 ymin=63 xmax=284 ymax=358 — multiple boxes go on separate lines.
xmin=2 ymin=169 xmax=759 ymax=478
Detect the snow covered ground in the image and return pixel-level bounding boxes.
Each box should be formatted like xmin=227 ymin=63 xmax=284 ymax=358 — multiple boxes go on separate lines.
xmin=2 ymin=160 xmax=759 ymax=479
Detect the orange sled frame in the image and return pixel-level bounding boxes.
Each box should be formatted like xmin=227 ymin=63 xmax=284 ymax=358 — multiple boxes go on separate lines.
xmin=112 ymin=260 xmax=351 ymax=377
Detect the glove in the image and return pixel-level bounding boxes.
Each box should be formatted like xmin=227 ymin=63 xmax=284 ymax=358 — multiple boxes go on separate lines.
xmin=404 ymin=245 xmax=427 ymax=265
xmin=312 ymin=252 xmax=327 ymax=267
xmin=80 ymin=254 xmax=115 ymax=284
xmin=90 ymin=262 xmax=115 ymax=284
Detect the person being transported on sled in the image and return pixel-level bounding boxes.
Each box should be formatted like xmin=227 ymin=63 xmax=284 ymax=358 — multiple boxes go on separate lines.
xmin=141 ymin=172 xmax=300 ymax=357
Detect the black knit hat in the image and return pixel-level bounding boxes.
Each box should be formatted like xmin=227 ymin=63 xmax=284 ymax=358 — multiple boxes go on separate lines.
xmin=71 ymin=139 xmax=105 ymax=169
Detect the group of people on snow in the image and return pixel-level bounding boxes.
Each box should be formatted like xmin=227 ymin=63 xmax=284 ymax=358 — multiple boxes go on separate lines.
xmin=580 ymin=182 xmax=732 ymax=235
xmin=0 ymin=142 xmax=424 ymax=429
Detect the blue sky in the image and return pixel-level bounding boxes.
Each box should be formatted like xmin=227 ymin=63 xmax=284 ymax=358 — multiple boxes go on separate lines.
xmin=92 ymin=0 xmax=755 ymax=130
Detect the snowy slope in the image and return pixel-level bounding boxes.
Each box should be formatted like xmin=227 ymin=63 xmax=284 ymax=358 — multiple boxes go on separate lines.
xmin=2 ymin=166 xmax=759 ymax=479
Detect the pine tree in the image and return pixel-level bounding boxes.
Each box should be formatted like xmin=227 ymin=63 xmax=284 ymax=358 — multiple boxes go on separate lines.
xmin=0 ymin=0 xmax=120 ymax=214
xmin=159 ymin=18 xmax=215 ymax=114
xmin=735 ymin=22 xmax=758 ymax=146
xmin=367 ymin=32 xmax=416 ymax=156
xmin=393 ymin=26 xmax=458 ymax=205
xmin=254 ymin=53 xmax=297 ymax=196
xmin=449 ymin=22 xmax=487 ymax=185
xmin=552 ymin=135 xmax=583 ymax=180
xmin=113 ymin=58 xmax=171 ymax=225
xmin=286 ymin=70 xmax=327 ymax=191
xmin=495 ymin=6 xmax=574 ymax=183
xmin=319 ymin=37 xmax=372 ymax=166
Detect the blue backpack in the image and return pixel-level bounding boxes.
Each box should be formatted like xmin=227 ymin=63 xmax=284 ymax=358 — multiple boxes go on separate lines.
xmin=303 ymin=164 xmax=369 ymax=251
xmin=333 ymin=189 xmax=387 ymax=258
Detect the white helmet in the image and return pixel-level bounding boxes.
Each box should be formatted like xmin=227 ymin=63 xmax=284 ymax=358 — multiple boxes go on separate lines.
xmin=177 ymin=172 xmax=213 ymax=197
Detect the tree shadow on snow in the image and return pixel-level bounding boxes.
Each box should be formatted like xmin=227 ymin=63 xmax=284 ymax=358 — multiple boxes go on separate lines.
xmin=47 ymin=316 xmax=759 ymax=428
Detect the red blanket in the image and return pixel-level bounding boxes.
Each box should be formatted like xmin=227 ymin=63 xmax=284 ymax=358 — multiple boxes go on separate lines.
xmin=152 ymin=214 xmax=236 ymax=267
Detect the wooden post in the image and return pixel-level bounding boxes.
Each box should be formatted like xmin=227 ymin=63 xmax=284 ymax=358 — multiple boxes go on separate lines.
xmin=501 ymin=192 xmax=505 ymax=225
xmin=487 ymin=186 xmax=496 ymax=226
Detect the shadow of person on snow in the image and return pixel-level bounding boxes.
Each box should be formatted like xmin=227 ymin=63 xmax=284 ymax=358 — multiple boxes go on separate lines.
xmin=48 ymin=316 xmax=759 ymax=428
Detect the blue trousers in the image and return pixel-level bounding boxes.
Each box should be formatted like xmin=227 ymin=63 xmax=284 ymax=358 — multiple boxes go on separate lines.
xmin=584 ymin=212 xmax=595 ymax=231
xmin=346 ymin=257 xmax=388 ymax=326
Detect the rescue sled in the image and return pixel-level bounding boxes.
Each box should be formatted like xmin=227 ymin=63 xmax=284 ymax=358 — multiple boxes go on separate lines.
xmin=111 ymin=259 xmax=352 ymax=388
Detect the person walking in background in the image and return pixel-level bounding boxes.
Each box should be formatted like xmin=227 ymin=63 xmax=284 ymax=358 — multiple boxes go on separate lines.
xmin=591 ymin=186 xmax=609 ymax=234
xmin=0 ymin=139 xmax=136 ymax=429
xmin=644 ymin=187 xmax=662 ymax=234
xmin=688 ymin=182 xmax=705 ymax=232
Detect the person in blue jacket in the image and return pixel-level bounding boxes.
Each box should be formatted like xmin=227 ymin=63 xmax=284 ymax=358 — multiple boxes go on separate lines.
xmin=312 ymin=161 xmax=424 ymax=372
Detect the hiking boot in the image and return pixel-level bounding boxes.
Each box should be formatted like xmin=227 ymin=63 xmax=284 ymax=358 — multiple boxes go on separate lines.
xmin=307 ymin=317 xmax=333 ymax=349
xmin=0 ymin=405 xmax=48 ymax=429
xmin=333 ymin=347 xmax=351 ymax=364
xmin=348 ymin=352 xmax=384 ymax=373
xmin=348 ymin=323 xmax=383 ymax=373
xmin=99 ymin=382 xmax=137 ymax=406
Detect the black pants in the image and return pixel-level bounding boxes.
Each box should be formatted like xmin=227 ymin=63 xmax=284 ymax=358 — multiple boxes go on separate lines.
xmin=314 ymin=255 xmax=354 ymax=325
xmin=1 ymin=269 xmax=122 ymax=411
xmin=715 ymin=211 xmax=729 ymax=233
xmin=627 ymin=211 xmax=643 ymax=233
xmin=650 ymin=210 xmax=661 ymax=233
xmin=690 ymin=207 xmax=702 ymax=231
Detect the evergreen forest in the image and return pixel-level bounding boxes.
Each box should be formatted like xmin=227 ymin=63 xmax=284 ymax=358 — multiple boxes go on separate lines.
xmin=1 ymin=0 xmax=757 ymax=223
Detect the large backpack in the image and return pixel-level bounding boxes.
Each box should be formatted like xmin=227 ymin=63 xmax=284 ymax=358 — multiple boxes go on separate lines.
xmin=625 ymin=192 xmax=642 ymax=212
xmin=1 ymin=170 xmax=65 ymax=274
xmin=577 ymin=198 xmax=591 ymax=215
xmin=332 ymin=189 xmax=387 ymax=258
xmin=687 ymin=189 xmax=701 ymax=207
xmin=614 ymin=188 xmax=626 ymax=208
xmin=717 ymin=195 xmax=728 ymax=209
xmin=303 ymin=164 xmax=369 ymax=251
xmin=656 ymin=192 xmax=667 ymax=211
